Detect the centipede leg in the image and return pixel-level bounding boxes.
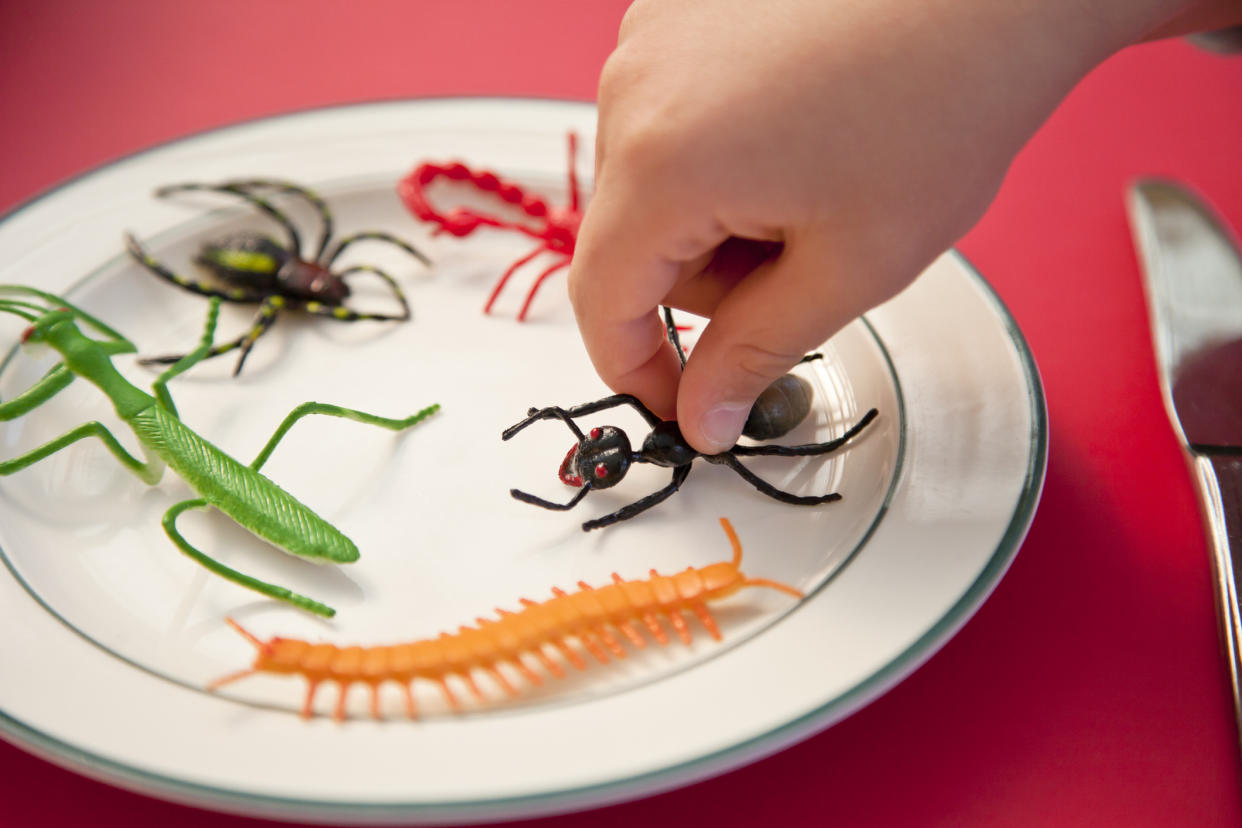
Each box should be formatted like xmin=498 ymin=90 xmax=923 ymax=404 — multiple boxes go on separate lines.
xmin=531 ymin=645 xmax=567 ymax=678
xmin=485 ymin=665 xmax=519 ymax=697
xmin=689 ymin=602 xmax=722 ymax=641
xmin=402 ymin=684 xmax=419 ymax=719
xmin=640 ymin=612 xmax=670 ymax=645
xmin=333 ymin=683 xmax=350 ymax=722
xmin=666 ymin=610 xmax=693 ymax=645
xmin=437 ymin=677 xmax=461 ymax=711
xmin=302 ymin=680 xmax=321 ymax=719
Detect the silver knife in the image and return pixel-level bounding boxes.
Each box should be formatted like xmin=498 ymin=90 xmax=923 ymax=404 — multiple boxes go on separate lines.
xmin=1128 ymin=178 xmax=1242 ymax=745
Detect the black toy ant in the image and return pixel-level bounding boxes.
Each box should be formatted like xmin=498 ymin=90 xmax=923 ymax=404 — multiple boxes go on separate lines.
xmin=502 ymin=308 xmax=878 ymax=531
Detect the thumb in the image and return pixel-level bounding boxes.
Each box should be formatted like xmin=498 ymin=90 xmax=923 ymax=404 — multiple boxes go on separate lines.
xmin=675 ymin=233 xmax=866 ymax=455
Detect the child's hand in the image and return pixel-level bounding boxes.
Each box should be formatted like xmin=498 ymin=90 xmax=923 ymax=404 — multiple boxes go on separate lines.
xmin=569 ymin=0 xmax=1237 ymax=454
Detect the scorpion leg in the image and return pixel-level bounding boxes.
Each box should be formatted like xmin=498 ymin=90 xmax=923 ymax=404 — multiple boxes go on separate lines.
xmin=248 ymin=401 xmax=440 ymax=473
xmin=323 ymin=231 xmax=431 ymax=268
xmin=509 ymin=483 xmax=591 ymax=512
xmin=731 ymin=408 xmax=878 ymax=457
xmin=515 ymin=257 xmax=571 ymax=322
xmin=155 ymin=183 xmax=303 ymax=259
xmin=484 ymin=246 xmax=545 ymax=316
xmin=162 ymin=498 xmax=335 ymax=617
xmin=712 ymin=453 xmax=841 ymax=506
xmin=581 ymin=464 xmax=692 ymax=532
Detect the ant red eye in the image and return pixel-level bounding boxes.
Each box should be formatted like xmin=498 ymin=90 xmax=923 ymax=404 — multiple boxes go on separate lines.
xmin=590 ymin=427 xmax=601 ymax=439
xmin=594 ymin=462 xmax=609 ymax=479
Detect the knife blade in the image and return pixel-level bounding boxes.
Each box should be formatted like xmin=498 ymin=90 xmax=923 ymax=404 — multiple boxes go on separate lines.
xmin=1128 ymin=178 xmax=1242 ymax=746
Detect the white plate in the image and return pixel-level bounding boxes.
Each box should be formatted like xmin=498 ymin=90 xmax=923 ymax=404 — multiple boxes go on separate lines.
xmin=0 ymin=99 xmax=1045 ymax=824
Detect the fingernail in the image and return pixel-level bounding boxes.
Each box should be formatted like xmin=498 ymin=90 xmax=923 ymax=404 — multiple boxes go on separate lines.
xmin=699 ymin=402 xmax=751 ymax=453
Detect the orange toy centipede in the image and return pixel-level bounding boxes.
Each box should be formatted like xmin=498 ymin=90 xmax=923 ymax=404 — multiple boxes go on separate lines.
xmin=209 ymin=517 xmax=803 ymax=721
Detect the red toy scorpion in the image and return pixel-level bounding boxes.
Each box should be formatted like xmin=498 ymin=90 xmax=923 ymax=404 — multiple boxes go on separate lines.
xmin=397 ymin=133 xmax=583 ymax=321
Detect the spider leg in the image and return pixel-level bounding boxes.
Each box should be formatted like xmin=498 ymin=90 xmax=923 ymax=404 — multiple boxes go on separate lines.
xmin=333 ymin=265 xmax=411 ymax=320
xmin=218 ymin=179 xmax=334 ymax=261
xmin=125 ymin=233 xmax=266 ymax=303
xmin=798 ymin=352 xmax=824 ymax=364
xmin=515 ymin=256 xmax=571 ymax=322
xmin=581 ymin=464 xmax=692 ymax=532
xmin=509 ymin=483 xmax=592 ymax=512
xmin=155 ymin=182 xmax=303 ymax=259
xmin=712 ymin=453 xmax=842 ymax=506
xmin=298 ymin=292 xmax=408 ymax=323
xmin=731 ymin=408 xmax=878 ymax=457
xmin=324 ymin=231 xmax=431 ymax=268
xmin=137 ymin=296 xmax=286 ymax=376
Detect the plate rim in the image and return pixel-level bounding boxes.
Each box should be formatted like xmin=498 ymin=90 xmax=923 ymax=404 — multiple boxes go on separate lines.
xmin=0 ymin=96 xmax=1047 ymax=824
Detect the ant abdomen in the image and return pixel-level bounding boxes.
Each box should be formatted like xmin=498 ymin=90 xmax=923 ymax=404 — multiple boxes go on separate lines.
xmin=742 ymin=373 xmax=814 ymax=441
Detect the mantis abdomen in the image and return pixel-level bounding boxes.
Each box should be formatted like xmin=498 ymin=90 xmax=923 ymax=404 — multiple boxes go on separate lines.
xmin=129 ymin=404 xmax=358 ymax=564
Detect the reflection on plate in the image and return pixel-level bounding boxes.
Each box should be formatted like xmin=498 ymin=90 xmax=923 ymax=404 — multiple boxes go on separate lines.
xmin=0 ymin=98 xmax=1045 ymax=824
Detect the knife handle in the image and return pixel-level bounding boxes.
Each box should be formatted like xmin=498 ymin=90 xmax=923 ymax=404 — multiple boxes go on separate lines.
xmin=1192 ymin=454 xmax=1242 ymax=738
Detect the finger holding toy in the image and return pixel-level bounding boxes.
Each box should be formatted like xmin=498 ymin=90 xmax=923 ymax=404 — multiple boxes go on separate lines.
xmin=570 ymin=0 xmax=1242 ymax=456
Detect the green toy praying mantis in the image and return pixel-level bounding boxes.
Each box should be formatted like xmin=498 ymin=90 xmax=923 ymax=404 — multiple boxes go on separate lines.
xmin=0 ymin=285 xmax=438 ymax=617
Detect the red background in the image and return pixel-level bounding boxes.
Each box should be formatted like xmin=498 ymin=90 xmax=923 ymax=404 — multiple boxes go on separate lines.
xmin=2 ymin=2 xmax=1242 ymax=825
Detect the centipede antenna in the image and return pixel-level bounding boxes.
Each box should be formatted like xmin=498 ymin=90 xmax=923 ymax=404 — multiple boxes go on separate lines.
xmin=205 ymin=667 xmax=260 ymax=691
xmin=741 ymin=577 xmax=805 ymax=599
xmin=224 ymin=616 xmax=266 ymax=650
xmin=718 ymin=517 xmax=744 ymax=567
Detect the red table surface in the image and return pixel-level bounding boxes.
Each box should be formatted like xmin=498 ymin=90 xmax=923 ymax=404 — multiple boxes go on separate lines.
xmin=2 ymin=2 xmax=1242 ymax=826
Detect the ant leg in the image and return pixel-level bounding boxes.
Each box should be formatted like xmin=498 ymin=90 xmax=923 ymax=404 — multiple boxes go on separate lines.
xmin=302 ymin=268 xmax=411 ymax=321
xmin=732 ymin=408 xmax=878 ymax=457
xmin=219 ymin=179 xmax=335 ymax=261
xmin=502 ymin=406 xmax=586 ymax=441
xmin=662 ymin=306 xmax=687 ymax=370
xmin=323 ymin=231 xmax=431 ymax=268
xmin=712 ymin=453 xmax=841 ymax=506
xmin=155 ymin=183 xmax=303 ymax=258
xmin=556 ymin=394 xmax=662 ymax=426
xmin=502 ymin=395 xmax=663 ymax=441
xmin=125 ymin=233 xmax=267 ymax=304
xmin=509 ymin=484 xmax=591 ymax=512
xmin=162 ymin=498 xmax=335 ymax=617
xmin=515 ymin=257 xmax=570 ymax=322
xmin=581 ymin=464 xmax=692 ymax=531
xmin=248 ymin=401 xmax=439 ymax=472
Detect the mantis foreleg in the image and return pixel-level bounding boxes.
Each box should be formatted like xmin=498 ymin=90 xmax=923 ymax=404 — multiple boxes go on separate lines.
xmin=151 ymin=297 xmax=222 ymax=418
xmin=0 ymin=363 xmax=76 ymax=420
xmin=249 ymin=401 xmax=440 ymax=472
xmin=0 ymin=420 xmax=164 ymax=484
xmin=161 ymin=498 xmax=335 ymax=617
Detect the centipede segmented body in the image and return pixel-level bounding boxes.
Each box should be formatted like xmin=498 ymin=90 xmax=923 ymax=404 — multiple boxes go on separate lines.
xmin=209 ymin=517 xmax=803 ymax=721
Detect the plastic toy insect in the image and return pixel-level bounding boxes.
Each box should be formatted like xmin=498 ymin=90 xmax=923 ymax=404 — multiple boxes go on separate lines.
xmin=0 ymin=286 xmax=438 ymax=616
xmin=503 ymin=308 xmax=879 ymax=531
xmin=208 ymin=517 xmax=802 ymax=721
xmin=126 ymin=178 xmax=430 ymax=375
xmin=397 ymin=133 xmax=582 ymax=321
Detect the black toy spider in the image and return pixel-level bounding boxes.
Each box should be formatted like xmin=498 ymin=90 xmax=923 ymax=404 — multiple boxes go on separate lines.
xmin=125 ymin=178 xmax=430 ymax=375
xmin=502 ymin=308 xmax=879 ymax=531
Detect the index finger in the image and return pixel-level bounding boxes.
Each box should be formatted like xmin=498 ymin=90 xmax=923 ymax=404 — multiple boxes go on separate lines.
xmin=568 ymin=171 xmax=721 ymax=419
